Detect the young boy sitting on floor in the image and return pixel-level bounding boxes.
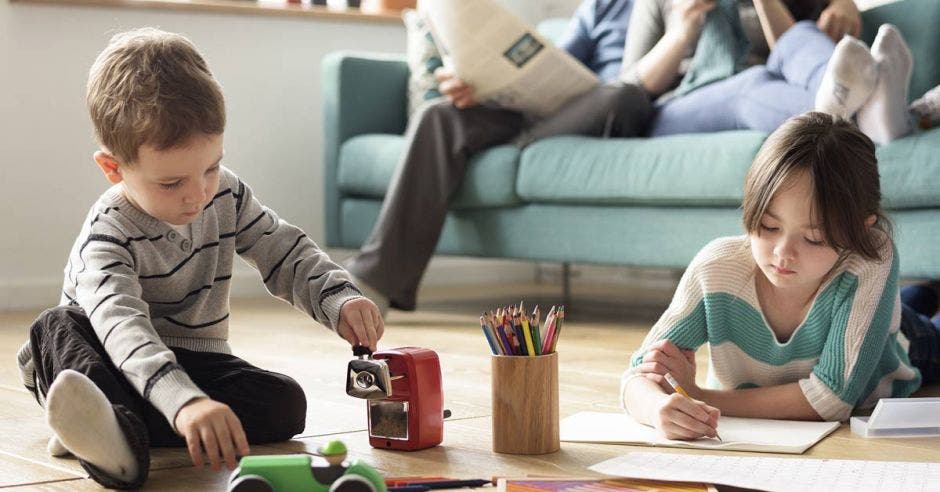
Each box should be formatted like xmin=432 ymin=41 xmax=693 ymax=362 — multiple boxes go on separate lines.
xmin=15 ymin=27 xmax=384 ymax=489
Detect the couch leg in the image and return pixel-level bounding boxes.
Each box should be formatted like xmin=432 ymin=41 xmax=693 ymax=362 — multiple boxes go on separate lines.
xmin=562 ymin=262 xmax=571 ymax=308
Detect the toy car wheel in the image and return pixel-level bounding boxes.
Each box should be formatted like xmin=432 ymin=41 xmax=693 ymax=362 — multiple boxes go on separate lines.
xmin=229 ymin=474 xmax=275 ymax=492
xmin=329 ymin=474 xmax=377 ymax=492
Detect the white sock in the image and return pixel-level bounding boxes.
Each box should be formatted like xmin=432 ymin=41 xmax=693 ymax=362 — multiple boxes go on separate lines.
xmin=47 ymin=436 xmax=69 ymax=457
xmin=857 ymin=24 xmax=914 ymax=145
xmin=46 ymin=370 xmax=138 ymax=481
xmin=815 ymin=36 xmax=878 ymax=119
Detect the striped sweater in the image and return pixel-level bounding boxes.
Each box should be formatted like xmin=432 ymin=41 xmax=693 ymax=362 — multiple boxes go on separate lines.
xmin=17 ymin=166 xmax=362 ymax=429
xmin=622 ymin=235 xmax=922 ymax=421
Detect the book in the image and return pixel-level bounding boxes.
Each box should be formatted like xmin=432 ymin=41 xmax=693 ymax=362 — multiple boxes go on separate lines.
xmin=560 ymin=411 xmax=839 ymax=454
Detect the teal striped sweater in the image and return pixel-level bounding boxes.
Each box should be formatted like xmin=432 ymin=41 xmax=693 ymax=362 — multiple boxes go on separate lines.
xmin=623 ymin=236 xmax=922 ymax=421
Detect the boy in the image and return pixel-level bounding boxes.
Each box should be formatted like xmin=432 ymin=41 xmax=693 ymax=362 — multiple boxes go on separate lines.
xmin=15 ymin=28 xmax=384 ymax=489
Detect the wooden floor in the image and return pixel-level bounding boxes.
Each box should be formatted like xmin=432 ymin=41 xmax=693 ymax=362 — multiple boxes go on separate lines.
xmin=1 ymin=283 xmax=937 ymax=490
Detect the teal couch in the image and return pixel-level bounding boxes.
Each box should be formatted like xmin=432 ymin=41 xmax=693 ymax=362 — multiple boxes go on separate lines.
xmin=321 ymin=0 xmax=940 ymax=279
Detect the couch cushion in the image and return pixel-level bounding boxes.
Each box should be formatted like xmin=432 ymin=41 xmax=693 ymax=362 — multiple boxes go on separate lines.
xmin=878 ymin=127 xmax=940 ymax=209
xmin=516 ymin=132 xmax=766 ymax=206
xmin=337 ymin=134 xmax=522 ymax=209
xmin=861 ymin=0 xmax=940 ymax=102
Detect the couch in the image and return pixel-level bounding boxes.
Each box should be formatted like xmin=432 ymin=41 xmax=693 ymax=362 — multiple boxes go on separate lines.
xmin=321 ymin=0 xmax=940 ymax=282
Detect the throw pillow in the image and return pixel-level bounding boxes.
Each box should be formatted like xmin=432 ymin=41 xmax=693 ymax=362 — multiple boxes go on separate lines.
xmin=403 ymin=8 xmax=444 ymax=117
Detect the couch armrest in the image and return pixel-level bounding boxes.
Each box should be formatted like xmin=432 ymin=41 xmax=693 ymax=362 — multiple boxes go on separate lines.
xmin=321 ymin=51 xmax=409 ymax=246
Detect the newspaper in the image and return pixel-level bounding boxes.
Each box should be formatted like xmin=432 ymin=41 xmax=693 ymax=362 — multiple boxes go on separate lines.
xmin=420 ymin=0 xmax=599 ymax=118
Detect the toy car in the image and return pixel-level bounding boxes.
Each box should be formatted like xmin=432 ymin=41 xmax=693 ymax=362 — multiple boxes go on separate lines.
xmin=227 ymin=441 xmax=386 ymax=492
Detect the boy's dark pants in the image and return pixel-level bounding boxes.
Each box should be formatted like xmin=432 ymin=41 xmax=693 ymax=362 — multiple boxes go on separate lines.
xmin=27 ymin=305 xmax=307 ymax=489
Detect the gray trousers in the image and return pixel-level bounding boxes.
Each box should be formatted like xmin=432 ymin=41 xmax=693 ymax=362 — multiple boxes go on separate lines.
xmin=347 ymin=83 xmax=652 ymax=310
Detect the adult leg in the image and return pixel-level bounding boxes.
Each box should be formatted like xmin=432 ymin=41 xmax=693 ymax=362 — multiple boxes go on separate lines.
xmin=28 ymin=306 xmax=150 ymax=489
xmin=899 ymin=304 xmax=940 ymax=385
xmin=649 ymin=66 xmax=771 ymax=136
xmin=765 ymin=20 xmax=836 ymax=95
xmin=346 ymin=100 xmax=524 ymax=310
xmin=172 ymin=348 xmax=308 ymax=444
xmin=515 ymin=82 xmax=653 ymax=146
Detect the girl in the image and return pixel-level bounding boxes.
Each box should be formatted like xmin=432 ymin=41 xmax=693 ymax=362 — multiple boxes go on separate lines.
xmin=621 ymin=112 xmax=939 ymax=440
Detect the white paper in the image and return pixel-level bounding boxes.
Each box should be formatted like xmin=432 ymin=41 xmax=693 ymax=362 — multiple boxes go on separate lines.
xmin=590 ymin=452 xmax=940 ymax=492
xmin=561 ymin=411 xmax=839 ymax=454
xmin=420 ymin=0 xmax=598 ymax=118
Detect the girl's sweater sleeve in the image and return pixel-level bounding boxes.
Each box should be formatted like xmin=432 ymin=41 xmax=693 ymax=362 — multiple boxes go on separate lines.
xmin=798 ymin=246 xmax=901 ymax=421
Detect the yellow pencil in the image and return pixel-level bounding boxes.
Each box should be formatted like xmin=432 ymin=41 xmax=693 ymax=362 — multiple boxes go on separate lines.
xmin=664 ymin=373 xmax=722 ymax=442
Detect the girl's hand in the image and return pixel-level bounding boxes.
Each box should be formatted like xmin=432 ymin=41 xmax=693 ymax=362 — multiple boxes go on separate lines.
xmin=337 ymin=297 xmax=385 ymax=351
xmin=636 ymin=339 xmax=698 ymax=393
xmin=668 ymin=0 xmax=717 ymax=45
xmin=652 ymin=393 xmax=720 ymax=440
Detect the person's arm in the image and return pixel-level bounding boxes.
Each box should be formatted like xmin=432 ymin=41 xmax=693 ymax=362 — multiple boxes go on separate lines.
xmin=816 ymin=0 xmax=861 ymax=41
xmin=691 ymin=382 xmax=821 ymax=419
xmin=556 ymin=0 xmax=597 ymax=66
xmin=622 ymin=244 xmax=716 ymax=438
xmin=624 ymin=0 xmax=717 ymax=97
xmin=752 ymin=0 xmax=795 ymax=48
xmin=230 ymin=168 xmax=382 ymax=349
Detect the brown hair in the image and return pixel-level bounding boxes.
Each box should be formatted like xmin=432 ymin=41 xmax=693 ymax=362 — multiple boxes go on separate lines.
xmin=86 ymin=28 xmax=225 ymax=165
xmin=742 ymin=112 xmax=890 ymax=261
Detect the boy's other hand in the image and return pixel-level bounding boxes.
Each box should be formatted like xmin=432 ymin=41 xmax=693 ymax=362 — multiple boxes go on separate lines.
xmin=434 ymin=67 xmax=477 ymax=109
xmin=817 ymin=0 xmax=861 ymax=42
xmin=636 ymin=339 xmax=698 ymax=393
xmin=652 ymin=393 xmax=720 ymax=440
xmin=338 ymin=297 xmax=385 ymax=351
xmin=175 ymin=397 xmax=250 ymax=472
xmin=668 ymin=0 xmax=717 ymax=45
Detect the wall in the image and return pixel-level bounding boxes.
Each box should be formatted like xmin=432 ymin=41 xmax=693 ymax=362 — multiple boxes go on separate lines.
xmin=0 ymin=0 xmax=579 ymax=312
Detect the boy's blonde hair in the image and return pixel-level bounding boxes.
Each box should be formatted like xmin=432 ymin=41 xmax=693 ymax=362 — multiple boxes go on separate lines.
xmin=742 ymin=112 xmax=890 ymax=261
xmin=86 ymin=28 xmax=225 ymax=165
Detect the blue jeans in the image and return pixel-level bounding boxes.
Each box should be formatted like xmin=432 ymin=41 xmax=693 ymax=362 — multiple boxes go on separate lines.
xmin=900 ymin=286 xmax=940 ymax=384
xmin=650 ymin=21 xmax=835 ymax=136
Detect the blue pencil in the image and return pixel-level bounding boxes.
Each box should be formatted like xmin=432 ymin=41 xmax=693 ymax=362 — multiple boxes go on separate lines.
xmin=479 ymin=315 xmax=499 ymax=355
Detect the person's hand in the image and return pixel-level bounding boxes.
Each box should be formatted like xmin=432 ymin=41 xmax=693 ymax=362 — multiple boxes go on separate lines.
xmin=668 ymin=0 xmax=718 ymax=46
xmin=175 ymin=397 xmax=249 ymax=472
xmin=337 ymin=297 xmax=385 ymax=351
xmin=635 ymin=339 xmax=698 ymax=393
xmin=434 ymin=66 xmax=477 ymax=109
xmin=817 ymin=0 xmax=861 ymax=42
xmin=651 ymin=392 xmax=720 ymax=440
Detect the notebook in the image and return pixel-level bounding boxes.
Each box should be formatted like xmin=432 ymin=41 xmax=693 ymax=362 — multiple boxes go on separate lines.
xmin=560 ymin=411 xmax=839 ymax=454
xmin=589 ymin=452 xmax=940 ymax=492
xmin=496 ymin=477 xmax=714 ymax=492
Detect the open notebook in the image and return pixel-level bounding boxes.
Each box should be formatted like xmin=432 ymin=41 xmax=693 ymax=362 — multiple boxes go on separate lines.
xmin=560 ymin=411 xmax=839 ymax=454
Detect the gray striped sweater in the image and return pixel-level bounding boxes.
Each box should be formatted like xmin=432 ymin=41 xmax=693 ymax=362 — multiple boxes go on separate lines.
xmin=17 ymin=166 xmax=361 ymax=429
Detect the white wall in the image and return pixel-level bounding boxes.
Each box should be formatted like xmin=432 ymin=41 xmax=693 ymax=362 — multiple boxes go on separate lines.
xmin=0 ymin=2 xmax=409 ymax=310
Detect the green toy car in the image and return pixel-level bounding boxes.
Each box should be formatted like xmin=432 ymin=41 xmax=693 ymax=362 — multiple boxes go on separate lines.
xmin=227 ymin=441 xmax=386 ymax=492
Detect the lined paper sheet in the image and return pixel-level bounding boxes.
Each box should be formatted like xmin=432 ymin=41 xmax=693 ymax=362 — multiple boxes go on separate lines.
xmin=561 ymin=411 xmax=839 ymax=454
xmin=590 ymin=452 xmax=940 ymax=492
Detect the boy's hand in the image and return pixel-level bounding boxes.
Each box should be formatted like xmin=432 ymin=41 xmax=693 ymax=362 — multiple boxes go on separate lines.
xmin=652 ymin=393 xmax=720 ymax=440
xmin=636 ymin=339 xmax=698 ymax=393
xmin=817 ymin=0 xmax=861 ymax=42
xmin=175 ymin=397 xmax=250 ymax=472
xmin=434 ymin=67 xmax=477 ymax=109
xmin=337 ymin=297 xmax=385 ymax=351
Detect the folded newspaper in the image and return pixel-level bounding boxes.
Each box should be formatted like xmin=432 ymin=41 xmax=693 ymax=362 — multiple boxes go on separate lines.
xmin=420 ymin=0 xmax=599 ymax=118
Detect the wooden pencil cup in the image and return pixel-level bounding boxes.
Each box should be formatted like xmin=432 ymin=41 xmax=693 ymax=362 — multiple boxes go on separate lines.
xmin=491 ymin=352 xmax=560 ymax=454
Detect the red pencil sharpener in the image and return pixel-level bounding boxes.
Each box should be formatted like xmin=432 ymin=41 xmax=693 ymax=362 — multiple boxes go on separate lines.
xmin=345 ymin=346 xmax=446 ymax=451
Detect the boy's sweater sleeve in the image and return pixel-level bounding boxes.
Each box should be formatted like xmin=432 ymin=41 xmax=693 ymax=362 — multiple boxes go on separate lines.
xmin=74 ymin=234 xmax=207 ymax=431
xmin=229 ymin=171 xmax=361 ymax=331
xmin=621 ymin=242 xmax=711 ymax=404
xmin=798 ymin=246 xmax=900 ymax=421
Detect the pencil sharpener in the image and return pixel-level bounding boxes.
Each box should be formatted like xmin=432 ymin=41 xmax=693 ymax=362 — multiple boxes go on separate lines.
xmin=345 ymin=346 xmax=445 ymax=451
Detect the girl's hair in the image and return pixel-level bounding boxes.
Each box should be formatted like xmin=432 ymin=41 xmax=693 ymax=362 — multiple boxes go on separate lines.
xmin=742 ymin=112 xmax=890 ymax=261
